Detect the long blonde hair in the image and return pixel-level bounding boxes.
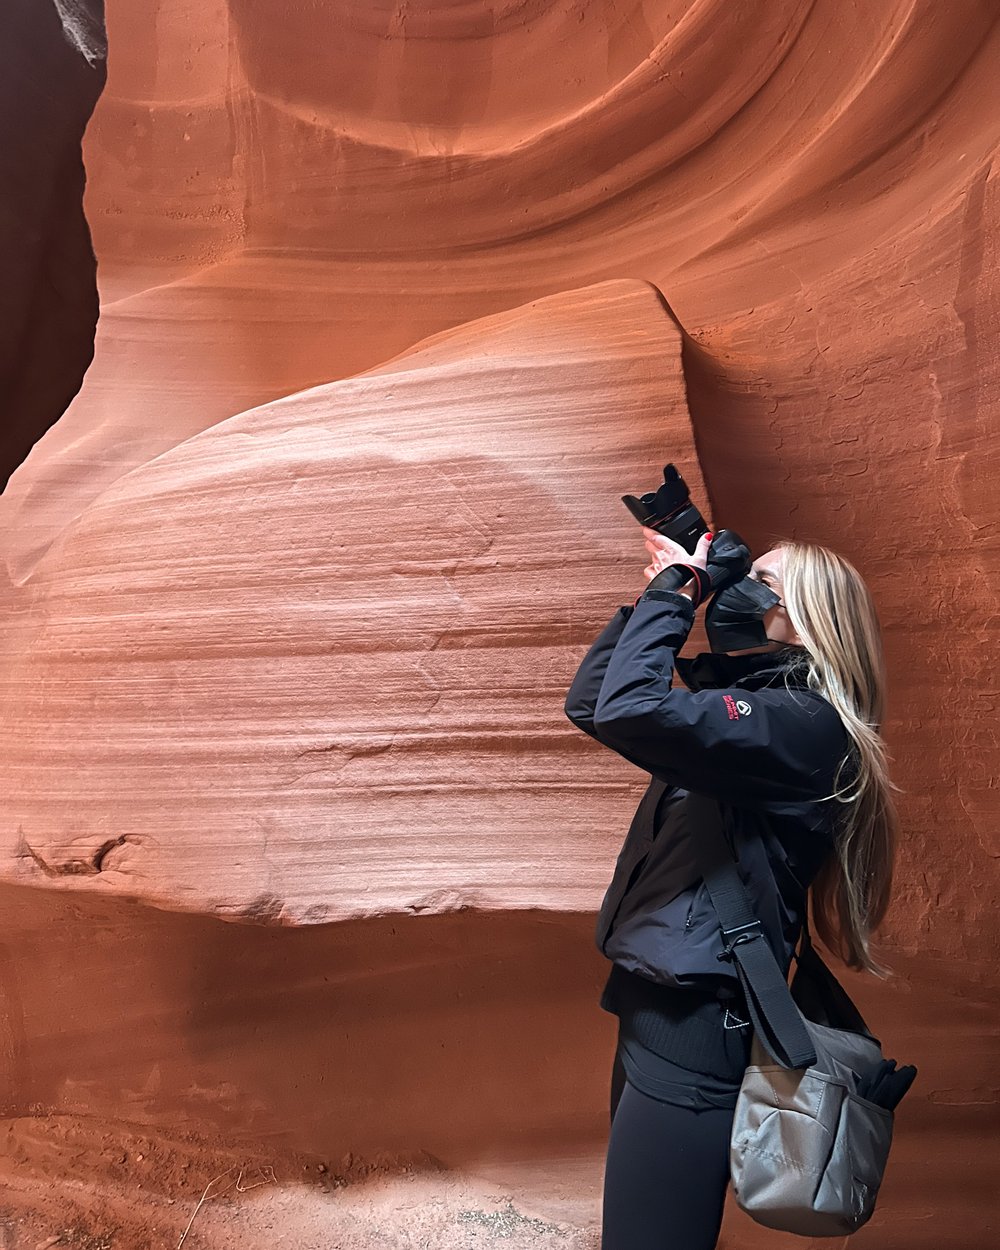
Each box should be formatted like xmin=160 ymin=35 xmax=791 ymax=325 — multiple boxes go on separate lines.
xmin=774 ymin=539 xmax=900 ymax=979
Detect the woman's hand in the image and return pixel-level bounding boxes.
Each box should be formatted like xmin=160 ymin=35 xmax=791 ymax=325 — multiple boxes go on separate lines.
xmin=642 ymin=527 xmax=713 ymax=594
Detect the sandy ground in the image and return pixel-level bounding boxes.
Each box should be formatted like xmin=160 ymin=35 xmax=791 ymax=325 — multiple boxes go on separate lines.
xmin=0 ymin=1114 xmax=603 ymax=1250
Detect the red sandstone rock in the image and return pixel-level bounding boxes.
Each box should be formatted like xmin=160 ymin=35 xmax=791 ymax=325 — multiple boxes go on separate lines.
xmin=0 ymin=279 xmax=704 ymax=922
xmin=1 ymin=1 xmax=998 ymax=1245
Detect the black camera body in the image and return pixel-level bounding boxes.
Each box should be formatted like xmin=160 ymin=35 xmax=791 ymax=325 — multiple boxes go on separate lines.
xmin=621 ymin=463 xmax=781 ymax=653
xmin=621 ymin=463 xmax=709 ymax=555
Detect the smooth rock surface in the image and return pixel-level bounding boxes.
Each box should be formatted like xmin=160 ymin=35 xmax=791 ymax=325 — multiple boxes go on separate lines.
xmin=0 ymin=279 xmax=704 ymax=922
xmin=1 ymin=2 xmax=998 ymax=1246
xmin=0 ymin=879 xmax=995 ymax=1250
xmin=2 ymin=6 xmax=997 ymax=963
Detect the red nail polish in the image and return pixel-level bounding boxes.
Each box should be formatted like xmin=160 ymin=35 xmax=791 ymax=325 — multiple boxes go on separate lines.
xmin=705 ymin=532 xmax=714 ymax=541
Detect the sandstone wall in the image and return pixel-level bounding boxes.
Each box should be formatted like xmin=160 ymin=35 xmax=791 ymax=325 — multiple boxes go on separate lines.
xmin=1 ymin=2 xmax=997 ymax=1245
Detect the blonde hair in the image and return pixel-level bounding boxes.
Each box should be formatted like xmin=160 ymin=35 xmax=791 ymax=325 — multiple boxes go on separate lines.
xmin=774 ymin=539 xmax=900 ymax=979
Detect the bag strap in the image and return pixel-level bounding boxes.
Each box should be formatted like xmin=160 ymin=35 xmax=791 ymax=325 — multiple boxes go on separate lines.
xmin=685 ymin=790 xmax=819 ymax=1069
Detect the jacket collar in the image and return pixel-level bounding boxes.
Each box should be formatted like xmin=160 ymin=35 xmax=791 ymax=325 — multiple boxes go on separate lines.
xmin=675 ymin=645 xmax=807 ymax=692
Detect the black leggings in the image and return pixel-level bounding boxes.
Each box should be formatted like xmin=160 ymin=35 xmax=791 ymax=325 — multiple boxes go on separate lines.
xmin=602 ymin=1047 xmax=736 ymax=1250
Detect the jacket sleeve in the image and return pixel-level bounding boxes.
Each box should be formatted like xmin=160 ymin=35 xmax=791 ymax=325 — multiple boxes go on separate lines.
xmin=591 ymin=589 xmax=849 ymax=807
xmin=564 ymin=604 xmax=636 ymax=744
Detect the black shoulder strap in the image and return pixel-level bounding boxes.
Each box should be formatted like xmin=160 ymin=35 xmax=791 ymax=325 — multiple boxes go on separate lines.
xmin=685 ymin=790 xmax=818 ymax=1069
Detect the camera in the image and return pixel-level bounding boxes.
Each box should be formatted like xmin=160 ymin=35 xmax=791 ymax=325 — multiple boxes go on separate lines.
xmin=621 ymin=463 xmax=709 ymax=555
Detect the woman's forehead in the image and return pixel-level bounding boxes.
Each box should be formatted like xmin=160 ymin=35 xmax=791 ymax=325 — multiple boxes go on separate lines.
xmin=752 ymin=548 xmax=785 ymax=577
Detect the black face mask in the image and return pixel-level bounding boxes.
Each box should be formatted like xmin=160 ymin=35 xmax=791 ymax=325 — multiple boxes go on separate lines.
xmin=704 ymin=576 xmax=781 ymax=653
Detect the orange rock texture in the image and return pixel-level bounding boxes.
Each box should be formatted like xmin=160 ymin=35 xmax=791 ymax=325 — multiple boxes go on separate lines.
xmin=1 ymin=279 xmax=702 ymax=921
xmin=1 ymin=1 xmax=998 ymax=1245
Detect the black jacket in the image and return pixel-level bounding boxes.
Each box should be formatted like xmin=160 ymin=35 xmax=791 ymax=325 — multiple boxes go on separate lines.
xmin=564 ymin=582 xmax=851 ymax=1001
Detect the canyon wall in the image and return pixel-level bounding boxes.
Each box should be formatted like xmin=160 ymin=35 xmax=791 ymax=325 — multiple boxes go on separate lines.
xmin=1 ymin=1 xmax=997 ymax=1245
xmin=0 ymin=279 xmax=702 ymax=922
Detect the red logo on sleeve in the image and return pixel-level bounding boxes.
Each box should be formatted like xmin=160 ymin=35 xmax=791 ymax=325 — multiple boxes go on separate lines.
xmin=723 ymin=695 xmax=752 ymax=720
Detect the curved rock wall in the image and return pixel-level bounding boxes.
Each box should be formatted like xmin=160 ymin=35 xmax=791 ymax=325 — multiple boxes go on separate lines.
xmin=0 ymin=279 xmax=703 ymax=922
xmin=1 ymin=2 xmax=998 ymax=1245
xmin=3 ymin=0 xmax=997 ymax=974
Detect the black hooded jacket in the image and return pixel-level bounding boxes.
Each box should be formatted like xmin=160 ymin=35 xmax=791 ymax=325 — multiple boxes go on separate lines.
xmin=564 ymin=582 xmax=852 ymax=1004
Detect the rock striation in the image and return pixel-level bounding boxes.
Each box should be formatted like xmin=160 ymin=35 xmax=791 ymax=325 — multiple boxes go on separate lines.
xmin=0 ymin=3 xmax=998 ymax=1245
xmin=0 ymin=280 xmax=704 ymax=922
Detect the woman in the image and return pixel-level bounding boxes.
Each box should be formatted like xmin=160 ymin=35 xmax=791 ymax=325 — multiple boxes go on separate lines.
xmin=564 ymin=525 xmax=899 ymax=1250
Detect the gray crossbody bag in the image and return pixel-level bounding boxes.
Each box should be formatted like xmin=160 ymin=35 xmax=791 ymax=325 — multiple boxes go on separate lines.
xmin=687 ymin=792 xmax=908 ymax=1238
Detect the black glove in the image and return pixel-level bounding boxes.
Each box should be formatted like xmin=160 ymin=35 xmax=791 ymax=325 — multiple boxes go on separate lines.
xmin=855 ymin=1058 xmax=918 ymax=1111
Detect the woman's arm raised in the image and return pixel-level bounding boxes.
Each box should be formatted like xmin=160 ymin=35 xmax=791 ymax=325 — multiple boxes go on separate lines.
xmin=563 ymin=604 xmax=636 ymax=743
xmin=564 ymin=528 xmax=704 ymax=745
xmin=592 ymin=593 xmax=849 ymax=807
